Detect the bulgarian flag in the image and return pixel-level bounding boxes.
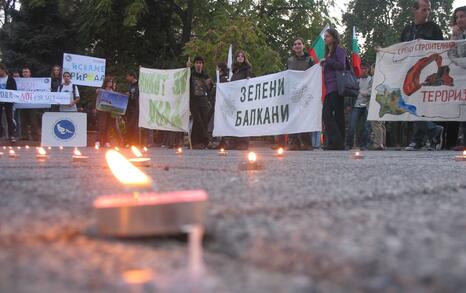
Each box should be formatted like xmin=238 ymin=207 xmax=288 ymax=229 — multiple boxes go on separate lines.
xmin=352 ymin=26 xmax=362 ymax=78
xmin=308 ymin=24 xmax=330 ymax=64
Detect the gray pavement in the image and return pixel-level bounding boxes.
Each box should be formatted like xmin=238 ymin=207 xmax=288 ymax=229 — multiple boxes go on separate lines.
xmin=1 ymin=147 xmax=466 ymax=292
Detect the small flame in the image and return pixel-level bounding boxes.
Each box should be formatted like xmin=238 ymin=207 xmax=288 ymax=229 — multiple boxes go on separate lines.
xmin=74 ymin=148 xmax=82 ymax=156
xmin=220 ymin=148 xmax=225 ymax=153
xmin=122 ymin=269 xmax=153 ymax=285
xmin=59 ymin=146 xmax=64 ymax=150
xmin=131 ymin=146 xmax=143 ymax=158
xmin=143 ymin=146 xmax=148 ymax=152
xmin=177 ymin=147 xmax=183 ymax=153
xmin=94 ymin=144 xmax=99 ymax=150
xmin=25 ymin=145 xmax=30 ymax=149
xmin=105 ymin=150 xmax=153 ymax=188
xmin=2 ymin=146 xmax=6 ymax=149
xmin=9 ymin=150 xmax=15 ymax=155
xmin=248 ymin=152 xmax=257 ymax=163
xmin=8 ymin=146 xmax=12 ymax=150
xmin=114 ymin=147 xmax=120 ymax=151
xmin=37 ymin=147 xmax=47 ymax=156
xmin=355 ymin=151 xmax=360 ymax=156
xmin=277 ymin=147 xmax=284 ymax=155
xmin=463 ymin=150 xmax=466 ymax=156
xmin=48 ymin=147 xmax=52 ymax=150
xmin=17 ymin=146 xmax=21 ymax=150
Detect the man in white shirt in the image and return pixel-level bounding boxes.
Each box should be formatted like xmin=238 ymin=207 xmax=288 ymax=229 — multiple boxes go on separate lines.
xmin=57 ymin=72 xmax=80 ymax=112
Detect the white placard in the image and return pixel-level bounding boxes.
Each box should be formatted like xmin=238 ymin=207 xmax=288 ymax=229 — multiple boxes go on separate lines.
xmin=41 ymin=112 xmax=87 ymax=147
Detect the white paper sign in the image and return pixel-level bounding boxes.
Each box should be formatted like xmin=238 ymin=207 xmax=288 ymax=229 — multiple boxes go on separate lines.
xmin=41 ymin=112 xmax=87 ymax=147
xmin=62 ymin=53 xmax=106 ymax=87
xmin=14 ymin=77 xmax=52 ymax=109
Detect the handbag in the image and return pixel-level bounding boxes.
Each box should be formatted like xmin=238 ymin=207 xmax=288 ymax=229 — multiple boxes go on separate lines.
xmin=336 ymin=55 xmax=359 ymax=98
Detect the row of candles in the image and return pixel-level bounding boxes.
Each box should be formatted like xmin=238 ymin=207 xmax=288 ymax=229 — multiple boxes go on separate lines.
xmin=2 ymin=145 xmax=466 ymax=163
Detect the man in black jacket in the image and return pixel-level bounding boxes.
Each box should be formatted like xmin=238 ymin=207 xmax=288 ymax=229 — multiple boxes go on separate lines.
xmin=0 ymin=63 xmax=17 ymax=143
xmin=401 ymin=0 xmax=444 ymax=151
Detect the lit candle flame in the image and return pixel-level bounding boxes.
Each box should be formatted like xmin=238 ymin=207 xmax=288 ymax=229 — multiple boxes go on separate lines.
xmin=95 ymin=144 xmax=99 ymax=150
xmin=122 ymin=269 xmax=153 ymax=285
xmin=74 ymin=148 xmax=82 ymax=156
xmin=277 ymin=148 xmax=284 ymax=155
xmin=114 ymin=147 xmax=120 ymax=151
xmin=177 ymin=147 xmax=183 ymax=153
xmin=8 ymin=146 xmax=12 ymax=150
xmin=248 ymin=152 xmax=257 ymax=163
xmin=131 ymin=146 xmax=143 ymax=158
xmin=463 ymin=150 xmax=466 ymax=156
xmin=355 ymin=152 xmax=360 ymax=156
xmin=9 ymin=150 xmax=15 ymax=155
xmin=48 ymin=147 xmax=52 ymax=150
xmin=37 ymin=147 xmax=47 ymax=156
xmin=105 ymin=150 xmax=153 ymax=188
xmin=220 ymin=148 xmax=225 ymax=153
xmin=143 ymin=146 xmax=148 ymax=152
xmin=25 ymin=145 xmax=30 ymax=149
xmin=59 ymin=146 xmax=64 ymax=150
xmin=17 ymin=146 xmax=21 ymax=150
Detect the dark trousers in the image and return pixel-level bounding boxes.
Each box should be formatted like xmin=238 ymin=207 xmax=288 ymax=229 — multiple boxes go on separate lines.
xmin=97 ymin=111 xmax=123 ymax=146
xmin=346 ymin=107 xmax=369 ymax=148
xmin=125 ymin=107 xmax=140 ymax=145
xmin=20 ymin=109 xmax=41 ymax=140
xmin=289 ymin=133 xmax=312 ymax=147
xmin=438 ymin=122 xmax=459 ymax=149
xmin=323 ymin=91 xmax=345 ymax=148
xmin=0 ymin=103 xmax=14 ymax=138
xmin=190 ymin=99 xmax=210 ymax=146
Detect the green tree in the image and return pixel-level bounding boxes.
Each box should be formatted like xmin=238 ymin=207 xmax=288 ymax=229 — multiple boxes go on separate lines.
xmin=343 ymin=0 xmax=454 ymax=63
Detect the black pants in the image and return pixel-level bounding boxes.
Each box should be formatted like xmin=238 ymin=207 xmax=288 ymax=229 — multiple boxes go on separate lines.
xmin=125 ymin=107 xmax=139 ymax=145
xmin=97 ymin=111 xmax=122 ymax=145
xmin=438 ymin=122 xmax=459 ymax=149
xmin=322 ymin=91 xmax=345 ymax=148
xmin=0 ymin=102 xmax=14 ymax=138
xmin=20 ymin=109 xmax=41 ymax=140
xmin=190 ymin=99 xmax=210 ymax=146
xmin=289 ymin=133 xmax=312 ymax=147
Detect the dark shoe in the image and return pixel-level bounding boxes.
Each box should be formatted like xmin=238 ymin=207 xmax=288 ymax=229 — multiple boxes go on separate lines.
xmin=431 ymin=126 xmax=444 ymax=151
xmin=404 ymin=142 xmax=421 ymax=151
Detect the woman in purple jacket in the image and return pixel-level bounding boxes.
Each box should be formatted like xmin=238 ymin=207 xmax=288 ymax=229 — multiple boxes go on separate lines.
xmin=321 ymin=28 xmax=347 ymax=150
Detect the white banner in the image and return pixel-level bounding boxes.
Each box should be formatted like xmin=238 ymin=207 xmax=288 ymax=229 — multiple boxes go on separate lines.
xmin=62 ymin=53 xmax=106 ymax=87
xmin=14 ymin=77 xmax=51 ymax=109
xmin=138 ymin=67 xmax=190 ymax=132
xmin=368 ymin=39 xmax=466 ymax=121
xmin=213 ymin=65 xmax=323 ymax=137
xmin=0 ymin=89 xmax=71 ymax=104
xmin=41 ymin=112 xmax=87 ymax=147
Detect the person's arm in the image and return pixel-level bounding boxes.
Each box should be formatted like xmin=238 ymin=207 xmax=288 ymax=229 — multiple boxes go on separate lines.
xmin=71 ymin=85 xmax=80 ymax=105
xmin=7 ymin=77 xmax=17 ymax=90
xmin=325 ymin=48 xmax=345 ymax=70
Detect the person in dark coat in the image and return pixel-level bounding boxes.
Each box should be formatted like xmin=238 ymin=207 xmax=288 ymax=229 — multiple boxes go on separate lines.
xmin=0 ymin=63 xmax=17 ymax=143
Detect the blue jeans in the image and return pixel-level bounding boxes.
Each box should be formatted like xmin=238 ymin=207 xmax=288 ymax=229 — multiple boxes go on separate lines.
xmin=310 ymin=132 xmax=321 ymax=148
xmin=346 ymin=107 xmax=368 ymax=148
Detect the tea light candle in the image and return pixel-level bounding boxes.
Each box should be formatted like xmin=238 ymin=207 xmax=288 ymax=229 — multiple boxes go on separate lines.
xmin=143 ymin=146 xmax=148 ymax=152
xmin=274 ymin=147 xmax=285 ymax=157
xmin=47 ymin=147 xmax=52 ymax=150
xmin=8 ymin=149 xmax=17 ymax=158
xmin=176 ymin=147 xmax=183 ymax=155
xmin=36 ymin=147 xmax=49 ymax=161
xmin=351 ymin=151 xmax=365 ymax=160
xmin=239 ymin=152 xmax=264 ymax=171
xmin=129 ymin=146 xmax=151 ymax=167
xmin=0 ymin=152 xmax=3 ymax=157
xmin=72 ymin=148 xmax=88 ymax=162
xmin=16 ymin=146 xmax=21 ymax=150
xmin=25 ymin=145 xmax=30 ymax=150
xmin=218 ymin=148 xmax=227 ymax=156
xmin=59 ymin=146 xmax=64 ymax=151
xmin=93 ymin=150 xmax=208 ymax=237
xmin=455 ymin=150 xmax=466 ymax=162
xmin=94 ymin=144 xmax=100 ymax=151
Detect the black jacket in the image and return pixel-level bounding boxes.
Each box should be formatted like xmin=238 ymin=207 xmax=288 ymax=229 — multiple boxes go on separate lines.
xmin=400 ymin=21 xmax=444 ymax=42
xmin=5 ymin=76 xmax=17 ymax=90
xmin=231 ymin=63 xmax=253 ymax=81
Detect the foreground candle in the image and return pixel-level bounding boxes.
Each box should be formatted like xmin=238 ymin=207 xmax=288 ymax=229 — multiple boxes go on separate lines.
xmin=218 ymin=148 xmax=227 ymax=156
xmin=25 ymin=145 xmax=30 ymax=150
xmin=129 ymin=146 xmax=151 ymax=167
xmin=8 ymin=150 xmax=17 ymax=158
xmin=176 ymin=147 xmax=183 ymax=155
xmin=0 ymin=151 xmax=3 ymax=157
xmin=36 ymin=147 xmax=49 ymax=161
xmin=72 ymin=148 xmax=88 ymax=162
xmin=351 ymin=151 xmax=365 ymax=160
xmin=93 ymin=150 xmax=208 ymax=237
xmin=239 ymin=152 xmax=264 ymax=171
xmin=455 ymin=150 xmax=466 ymax=162
xmin=274 ymin=147 xmax=285 ymax=157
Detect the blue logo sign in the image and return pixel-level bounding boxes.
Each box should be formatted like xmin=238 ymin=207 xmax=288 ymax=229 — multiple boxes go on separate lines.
xmin=53 ymin=119 xmax=76 ymax=140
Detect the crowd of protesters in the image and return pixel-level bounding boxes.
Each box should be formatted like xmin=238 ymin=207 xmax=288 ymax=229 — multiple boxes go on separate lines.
xmin=0 ymin=1 xmax=465 ymax=152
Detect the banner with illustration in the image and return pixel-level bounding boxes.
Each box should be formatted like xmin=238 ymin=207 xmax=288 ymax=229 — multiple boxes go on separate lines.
xmin=96 ymin=89 xmax=129 ymax=115
xmin=368 ymin=39 xmax=466 ymax=121
xmin=14 ymin=77 xmax=52 ymax=109
xmin=138 ymin=67 xmax=190 ymax=132
xmin=213 ymin=65 xmax=322 ymax=137
xmin=62 ymin=53 xmax=106 ymax=87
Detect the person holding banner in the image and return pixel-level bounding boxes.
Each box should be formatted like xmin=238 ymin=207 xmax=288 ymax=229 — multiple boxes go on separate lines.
xmin=401 ymin=0 xmax=444 ymax=151
xmin=96 ymin=77 xmax=123 ymax=148
xmin=0 ymin=63 xmax=17 ymax=143
xmin=125 ymin=71 xmax=140 ymax=146
xmin=321 ymin=28 xmax=347 ymax=150
xmin=57 ymin=72 xmax=80 ymax=112
xmin=228 ymin=51 xmax=254 ymax=150
xmin=18 ymin=66 xmax=41 ymax=141
xmin=188 ymin=56 xmax=213 ymax=149
xmin=451 ymin=6 xmax=466 ymax=151
xmin=285 ymin=37 xmax=316 ymax=151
